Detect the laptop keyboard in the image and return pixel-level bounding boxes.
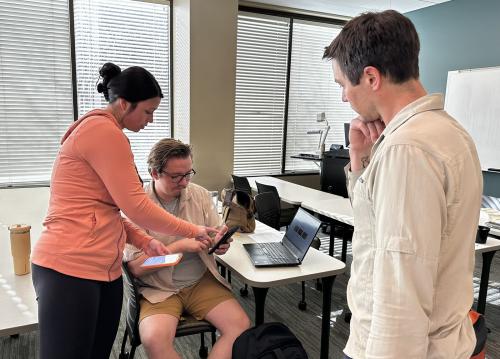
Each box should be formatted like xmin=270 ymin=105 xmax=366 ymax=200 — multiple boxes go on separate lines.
xmin=259 ymin=243 xmax=296 ymax=262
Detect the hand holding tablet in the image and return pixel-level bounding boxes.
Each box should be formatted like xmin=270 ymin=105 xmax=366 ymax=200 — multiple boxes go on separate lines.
xmin=141 ymin=253 xmax=183 ymax=269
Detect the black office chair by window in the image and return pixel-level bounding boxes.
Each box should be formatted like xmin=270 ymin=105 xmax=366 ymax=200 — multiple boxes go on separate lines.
xmin=255 ymin=182 xmax=297 ymax=228
xmin=119 ymin=261 xmax=217 ymax=359
xmin=254 ymin=192 xmax=281 ymax=230
xmin=231 ymin=174 xmax=252 ymax=195
xmin=254 ymin=192 xmax=320 ymax=311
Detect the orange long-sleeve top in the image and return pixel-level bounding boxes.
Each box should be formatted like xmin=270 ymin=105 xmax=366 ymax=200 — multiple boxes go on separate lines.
xmin=32 ymin=110 xmax=199 ymax=282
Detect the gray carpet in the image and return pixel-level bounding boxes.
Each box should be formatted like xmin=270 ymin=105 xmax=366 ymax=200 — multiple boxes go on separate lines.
xmin=2 ymin=235 xmax=500 ymax=359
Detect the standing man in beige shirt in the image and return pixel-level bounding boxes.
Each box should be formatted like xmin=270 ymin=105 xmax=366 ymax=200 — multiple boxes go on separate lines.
xmin=323 ymin=10 xmax=483 ymax=358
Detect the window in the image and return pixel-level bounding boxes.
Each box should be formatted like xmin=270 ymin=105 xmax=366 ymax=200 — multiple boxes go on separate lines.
xmin=233 ymin=12 xmax=289 ymax=175
xmin=285 ymin=20 xmax=356 ymax=172
xmin=233 ymin=11 xmax=354 ymax=176
xmin=0 ymin=0 xmax=73 ymax=186
xmin=0 ymin=0 xmax=171 ymax=187
xmin=74 ymin=0 xmax=171 ymax=178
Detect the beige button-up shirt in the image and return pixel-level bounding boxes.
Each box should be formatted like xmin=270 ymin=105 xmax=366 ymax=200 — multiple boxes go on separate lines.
xmin=344 ymin=94 xmax=483 ymax=359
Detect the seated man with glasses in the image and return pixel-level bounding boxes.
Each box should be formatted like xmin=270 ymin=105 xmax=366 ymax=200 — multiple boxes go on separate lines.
xmin=124 ymin=138 xmax=250 ymax=359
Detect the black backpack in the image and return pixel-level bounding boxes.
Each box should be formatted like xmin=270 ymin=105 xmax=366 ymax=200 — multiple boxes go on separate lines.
xmin=232 ymin=322 xmax=308 ymax=359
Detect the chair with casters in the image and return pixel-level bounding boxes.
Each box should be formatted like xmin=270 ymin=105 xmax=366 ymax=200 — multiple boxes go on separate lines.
xmin=119 ymin=261 xmax=217 ymax=359
xmin=231 ymin=174 xmax=253 ymax=195
xmin=255 ymin=182 xmax=297 ymax=228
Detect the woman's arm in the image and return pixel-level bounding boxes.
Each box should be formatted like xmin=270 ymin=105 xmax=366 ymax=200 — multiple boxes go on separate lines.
xmin=74 ymin=118 xmax=214 ymax=239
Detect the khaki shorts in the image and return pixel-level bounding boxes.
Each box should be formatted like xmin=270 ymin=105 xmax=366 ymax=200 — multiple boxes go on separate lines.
xmin=139 ymin=271 xmax=234 ymax=322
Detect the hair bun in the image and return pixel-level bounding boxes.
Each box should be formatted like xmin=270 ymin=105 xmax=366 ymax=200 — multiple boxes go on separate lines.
xmin=99 ymin=62 xmax=121 ymax=81
xmin=97 ymin=63 xmax=121 ymax=101
xmin=96 ymin=83 xmax=106 ymax=94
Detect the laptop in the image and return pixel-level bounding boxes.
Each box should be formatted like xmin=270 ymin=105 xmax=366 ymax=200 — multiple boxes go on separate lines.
xmin=298 ymin=151 xmax=321 ymax=159
xmin=243 ymin=208 xmax=322 ymax=267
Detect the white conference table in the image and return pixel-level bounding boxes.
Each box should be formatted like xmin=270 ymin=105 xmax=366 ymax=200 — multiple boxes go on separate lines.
xmin=249 ymin=175 xmax=353 ymax=258
xmin=248 ymin=176 xmax=329 ymax=205
xmin=248 ymin=176 xmax=500 ymax=315
xmin=0 ymin=186 xmax=50 ymax=337
xmin=216 ymin=220 xmax=346 ymax=359
xmin=307 ymin=192 xmax=500 ymax=315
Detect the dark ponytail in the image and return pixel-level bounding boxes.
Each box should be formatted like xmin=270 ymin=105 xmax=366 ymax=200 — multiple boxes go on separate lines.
xmin=97 ymin=63 xmax=122 ymax=102
xmin=96 ymin=62 xmax=163 ymax=103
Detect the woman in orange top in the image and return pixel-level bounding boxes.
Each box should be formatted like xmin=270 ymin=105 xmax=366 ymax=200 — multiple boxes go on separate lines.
xmin=31 ymin=63 xmax=218 ymax=359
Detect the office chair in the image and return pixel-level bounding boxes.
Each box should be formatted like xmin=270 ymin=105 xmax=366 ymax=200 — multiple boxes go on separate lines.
xmin=231 ymin=174 xmax=252 ymax=195
xmin=255 ymin=182 xmax=297 ymax=228
xmin=254 ymin=192 xmax=281 ymax=230
xmin=119 ymin=261 xmax=217 ymax=359
xmin=254 ymin=192 xmax=320 ymax=310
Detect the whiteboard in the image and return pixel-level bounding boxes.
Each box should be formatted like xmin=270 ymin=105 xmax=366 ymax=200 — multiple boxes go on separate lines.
xmin=444 ymin=66 xmax=500 ymax=170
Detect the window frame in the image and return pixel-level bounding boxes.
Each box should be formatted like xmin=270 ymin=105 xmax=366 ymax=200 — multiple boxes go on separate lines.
xmin=236 ymin=6 xmax=347 ymax=176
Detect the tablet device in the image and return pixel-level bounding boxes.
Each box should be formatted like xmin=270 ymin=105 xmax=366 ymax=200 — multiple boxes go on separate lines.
xmin=208 ymin=226 xmax=239 ymax=254
xmin=141 ymin=253 xmax=183 ymax=269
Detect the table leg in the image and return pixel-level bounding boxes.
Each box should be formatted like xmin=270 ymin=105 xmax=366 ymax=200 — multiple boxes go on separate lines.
xmin=477 ymin=251 xmax=496 ymax=314
xmin=219 ymin=265 xmax=226 ymax=278
xmin=252 ymin=287 xmax=269 ymax=325
xmin=320 ymin=276 xmax=336 ymax=359
xmin=341 ymin=238 xmax=348 ymax=263
xmin=329 ymin=221 xmax=335 ymax=257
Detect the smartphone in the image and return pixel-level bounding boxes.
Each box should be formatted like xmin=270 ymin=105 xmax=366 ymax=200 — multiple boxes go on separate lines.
xmin=140 ymin=253 xmax=183 ymax=269
xmin=208 ymin=226 xmax=239 ymax=254
xmin=223 ymin=190 xmax=233 ymax=205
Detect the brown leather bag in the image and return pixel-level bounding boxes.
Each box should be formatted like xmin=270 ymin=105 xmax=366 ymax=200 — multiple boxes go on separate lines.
xmin=220 ymin=188 xmax=256 ymax=233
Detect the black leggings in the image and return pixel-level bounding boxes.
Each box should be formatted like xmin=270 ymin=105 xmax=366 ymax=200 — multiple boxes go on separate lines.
xmin=32 ymin=264 xmax=123 ymax=359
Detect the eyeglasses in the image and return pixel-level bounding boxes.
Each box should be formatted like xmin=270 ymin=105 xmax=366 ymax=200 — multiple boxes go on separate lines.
xmin=161 ymin=169 xmax=196 ymax=184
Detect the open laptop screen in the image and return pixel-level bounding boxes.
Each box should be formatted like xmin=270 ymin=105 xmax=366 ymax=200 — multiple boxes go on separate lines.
xmin=282 ymin=208 xmax=321 ymax=260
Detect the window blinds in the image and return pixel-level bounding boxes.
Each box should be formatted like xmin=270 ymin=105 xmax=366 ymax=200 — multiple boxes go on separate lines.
xmin=285 ymin=20 xmax=356 ymax=172
xmin=233 ymin=12 xmax=289 ymax=176
xmin=0 ymin=0 xmax=73 ymax=187
xmin=73 ymin=0 xmax=171 ymax=178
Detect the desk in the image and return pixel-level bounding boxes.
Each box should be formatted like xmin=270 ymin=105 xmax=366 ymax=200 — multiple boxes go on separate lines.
xmin=474 ymin=238 xmax=500 ymax=314
xmin=301 ymin=197 xmax=353 ymax=227
xmin=290 ymin=154 xmax=322 ymax=168
xmin=301 ymin=196 xmax=353 ymax=262
xmin=216 ymin=221 xmax=345 ymax=359
xmin=0 ymin=187 xmax=49 ymax=336
xmin=248 ymin=176 xmax=334 ymax=205
xmin=302 ymin=196 xmax=500 ymax=316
